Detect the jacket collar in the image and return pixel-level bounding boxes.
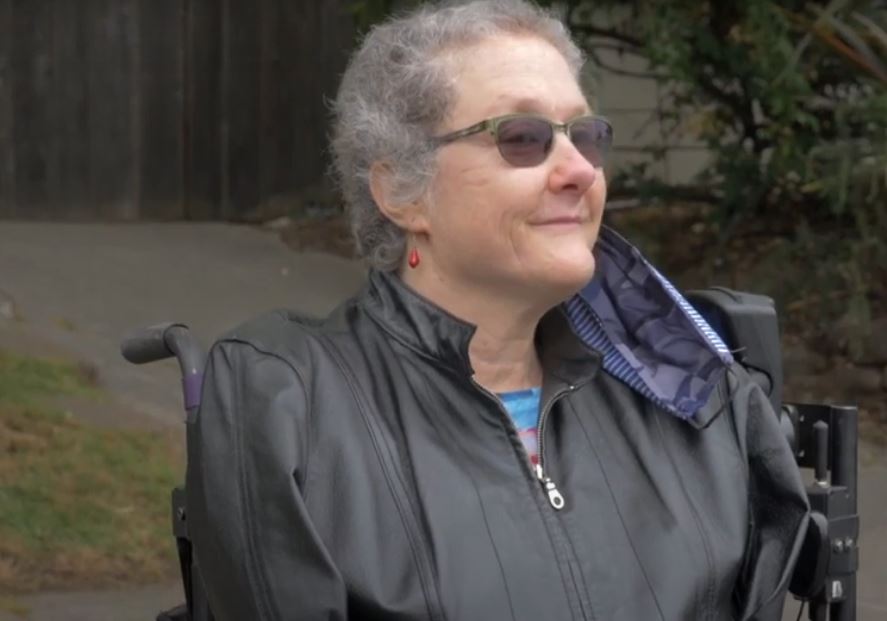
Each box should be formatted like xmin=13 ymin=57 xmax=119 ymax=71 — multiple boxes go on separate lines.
xmin=361 ymin=269 xmax=602 ymax=388
xmin=566 ymin=225 xmax=733 ymax=422
xmin=359 ymin=226 xmax=733 ymax=424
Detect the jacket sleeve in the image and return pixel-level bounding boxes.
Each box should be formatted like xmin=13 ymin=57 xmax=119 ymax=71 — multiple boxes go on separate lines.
xmin=185 ymin=339 xmax=348 ymax=621
xmin=731 ymin=370 xmax=810 ymax=621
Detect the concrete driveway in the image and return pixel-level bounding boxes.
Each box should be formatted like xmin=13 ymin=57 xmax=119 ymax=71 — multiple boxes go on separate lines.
xmin=0 ymin=222 xmax=366 ymax=430
xmin=0 ymin=222 xmax=884 ymax=621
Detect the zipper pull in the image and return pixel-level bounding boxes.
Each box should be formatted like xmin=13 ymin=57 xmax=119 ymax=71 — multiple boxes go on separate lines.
xmin=535 ymin=463 xmax=565 ymax=510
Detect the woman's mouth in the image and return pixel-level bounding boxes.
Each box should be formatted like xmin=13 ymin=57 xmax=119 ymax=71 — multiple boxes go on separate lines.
xmin=532 ymin=216 xmax=584 ymax=228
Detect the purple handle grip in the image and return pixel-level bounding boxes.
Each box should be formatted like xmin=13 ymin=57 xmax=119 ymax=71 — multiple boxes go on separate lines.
xmin=182 ymin=372 xmax=203 ymax=412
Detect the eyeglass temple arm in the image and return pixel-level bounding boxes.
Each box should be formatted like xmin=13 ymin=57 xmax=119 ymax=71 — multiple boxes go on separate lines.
xmin=432 ymin=120 xmax=492 ymax=145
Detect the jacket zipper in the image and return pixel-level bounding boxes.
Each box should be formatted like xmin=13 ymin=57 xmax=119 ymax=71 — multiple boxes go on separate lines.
xmin=472 ymin=380 xmax=574 ymax=509
xmin=535 ymin=385 xmax=574 ymax=510
xmin=473 ymin=379 xmax=592 ymax=620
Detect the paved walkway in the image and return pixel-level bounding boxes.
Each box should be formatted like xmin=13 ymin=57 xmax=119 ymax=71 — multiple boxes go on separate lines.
xmin=0 ymin=223 xmax=884 ymax=620
xmin=0 ymin=583 xmax=184 ymax=621
xmin=0 ymin=222 xmax=365 ymax=430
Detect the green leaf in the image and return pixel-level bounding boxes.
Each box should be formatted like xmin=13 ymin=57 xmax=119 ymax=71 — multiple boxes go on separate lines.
xmin=852 ymin=12 xmax=887 ymax=54
xmin=811 ymin=6 xmax=887 ymax=82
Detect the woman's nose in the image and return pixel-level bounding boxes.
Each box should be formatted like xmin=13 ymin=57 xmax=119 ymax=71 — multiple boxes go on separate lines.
xmin=546 ymin=134 xmax=599 ymax=194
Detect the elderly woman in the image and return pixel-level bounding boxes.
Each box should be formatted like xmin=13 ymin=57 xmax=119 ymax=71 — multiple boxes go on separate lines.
xmin=187 ymin=1 xmax=809 ymax=619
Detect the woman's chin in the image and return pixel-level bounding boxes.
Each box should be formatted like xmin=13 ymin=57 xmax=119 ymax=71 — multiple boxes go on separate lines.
xmin=532 ymin=250 xmax=596 ymax=297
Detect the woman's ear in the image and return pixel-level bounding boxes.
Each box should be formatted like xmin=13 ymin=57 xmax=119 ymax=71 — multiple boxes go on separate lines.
xmin=369 ymin=162 xmax=430 ymax=234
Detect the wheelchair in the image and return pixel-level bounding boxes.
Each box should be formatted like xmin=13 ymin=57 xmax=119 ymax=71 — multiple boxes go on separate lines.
xmin=121 ymin=287 xmax=860 ymax=621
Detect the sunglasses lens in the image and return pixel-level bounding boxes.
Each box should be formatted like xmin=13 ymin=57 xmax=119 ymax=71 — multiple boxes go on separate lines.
xmin=570 ymin=117 xmax=613 ymax=167
xmin=496 ymin=117 xmax=553 ymax=167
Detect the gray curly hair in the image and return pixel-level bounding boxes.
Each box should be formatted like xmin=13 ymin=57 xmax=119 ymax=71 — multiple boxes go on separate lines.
xmin=330 ymin=0 xmax=585 ymax=271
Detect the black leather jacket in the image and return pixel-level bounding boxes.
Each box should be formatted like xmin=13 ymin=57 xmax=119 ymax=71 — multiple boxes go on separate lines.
xmin=187 ymin=268 xmax=809 ymax=621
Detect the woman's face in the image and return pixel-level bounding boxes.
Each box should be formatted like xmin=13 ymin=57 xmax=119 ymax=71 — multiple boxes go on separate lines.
xmin=425 ymin=34 xmax=606 ymax=303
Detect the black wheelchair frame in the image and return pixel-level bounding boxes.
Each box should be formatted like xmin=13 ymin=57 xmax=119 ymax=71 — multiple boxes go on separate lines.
xmin=121 ymin=287 xmax=860 ymax=621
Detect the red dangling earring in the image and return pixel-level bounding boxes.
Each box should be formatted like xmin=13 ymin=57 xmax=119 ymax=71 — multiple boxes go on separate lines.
xmin=408 ymin=248 xmax=420 ymax=269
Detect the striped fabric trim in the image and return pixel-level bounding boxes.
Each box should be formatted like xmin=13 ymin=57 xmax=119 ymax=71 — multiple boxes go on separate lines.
xmin=565 ymin=295 xmax=662 ymax=409
xmin=565 ymin=262 xmax=733 ymax=420
xmin=646 ymin=263 xmax=733 ymax=360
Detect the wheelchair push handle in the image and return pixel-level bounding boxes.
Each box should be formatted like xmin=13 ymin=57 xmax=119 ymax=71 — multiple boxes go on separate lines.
xmin=121 ymin=322 xmax=183 ymax=364
xmin=121 ymin=322 xmax=207 ymax=415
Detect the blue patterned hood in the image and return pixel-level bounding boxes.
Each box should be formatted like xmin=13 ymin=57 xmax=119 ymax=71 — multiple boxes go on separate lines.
xmin=565 ymin=226 xmax=734 ymax=421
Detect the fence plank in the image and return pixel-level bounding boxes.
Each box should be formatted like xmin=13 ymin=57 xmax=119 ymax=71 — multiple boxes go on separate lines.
xmin=276 ymin=0 xmax=354 ymax=210
xmin=276 ymin=0 xmax=300 ymax=204
xmin=280 ymin=0 xmax=317 ymax=201
xmin=85 ymin=0 xmax=139 ymax=220
xmin=10 ymin=1 xmax=57 ymax=217
xmin=0 ymin=0 xmax=14 ymax=216
xmin=220 ymin=0 xmax=260 ymax=220
xmin=137 ymin=0 xmax=184 ymax=219
xmin=288 ymin=1 xmax=353 ymax=192
xmin=51 ymin=0 xmax=91 ymax=218
xmin=185 ymin=0 xmax=222 ymax=220
xmin=257 ymin=0 xmax=280 ymax=214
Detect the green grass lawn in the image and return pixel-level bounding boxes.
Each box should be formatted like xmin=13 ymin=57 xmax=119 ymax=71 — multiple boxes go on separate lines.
xmin=0 ymin=349 xmax=181 ymax=593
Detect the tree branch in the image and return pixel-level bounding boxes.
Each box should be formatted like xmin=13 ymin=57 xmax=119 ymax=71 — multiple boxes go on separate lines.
xmin=586 ymin=49 xmax=668 ymax=80
xmin=608 ymin=182 xmax=722 ymax=205
xmin=567 ymin=23 xmax=644 ymax=49
xmin=586 ymin=42 xmax=648 ymax=58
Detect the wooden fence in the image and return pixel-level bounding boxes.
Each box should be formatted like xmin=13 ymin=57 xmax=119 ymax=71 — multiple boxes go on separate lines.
xmin=0 ymin=0 xmax=354 ymax=220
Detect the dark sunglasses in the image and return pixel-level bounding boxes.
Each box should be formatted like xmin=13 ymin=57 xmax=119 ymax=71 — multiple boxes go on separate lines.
xmin=432 ymin=113 xmax=613 ymax=168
